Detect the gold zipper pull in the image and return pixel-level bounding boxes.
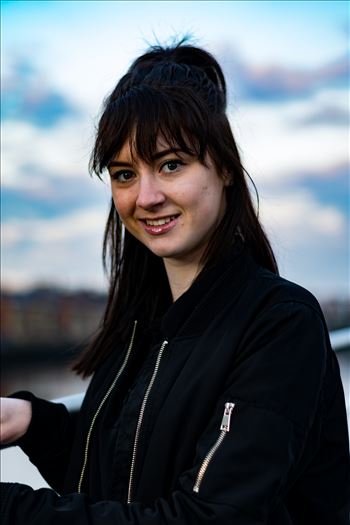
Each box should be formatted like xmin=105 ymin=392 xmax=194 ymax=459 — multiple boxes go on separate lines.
xmin=220 ymin=402 xmax=235 ymax=432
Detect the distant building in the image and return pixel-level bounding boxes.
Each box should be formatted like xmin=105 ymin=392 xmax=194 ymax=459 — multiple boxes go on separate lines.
xmin=1 ymin=287 xmax=106 ymax=364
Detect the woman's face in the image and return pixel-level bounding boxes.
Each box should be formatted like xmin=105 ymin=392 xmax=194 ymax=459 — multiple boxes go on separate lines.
xmin=108 ymin=138 xmax=228 ymax=267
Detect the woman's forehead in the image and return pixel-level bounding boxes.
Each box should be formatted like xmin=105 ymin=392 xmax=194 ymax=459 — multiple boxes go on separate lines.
xmin=112 ymin=135 xmax=181 ymax=163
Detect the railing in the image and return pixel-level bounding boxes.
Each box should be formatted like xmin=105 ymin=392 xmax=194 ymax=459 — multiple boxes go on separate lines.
xmin=330 ymin=327 xmax=350 ymax=351
xmin=53 ymin=391 xmax=85 ymax=413
xmin=332 ymin=327 xmax=350 ymax=438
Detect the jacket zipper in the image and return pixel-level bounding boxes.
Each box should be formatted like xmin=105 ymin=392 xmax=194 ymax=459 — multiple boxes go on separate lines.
xmin=193 ymin=402 xmax=235 ymax=494
xmin=127 ymin=339 xmax=169 ymax=504
xmin=77 ymin=320 xmax=138 ymax=493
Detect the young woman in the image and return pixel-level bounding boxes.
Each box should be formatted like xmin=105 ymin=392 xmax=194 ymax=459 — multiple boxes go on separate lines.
xmin=1 ymin=41 xmax=349 ymax=525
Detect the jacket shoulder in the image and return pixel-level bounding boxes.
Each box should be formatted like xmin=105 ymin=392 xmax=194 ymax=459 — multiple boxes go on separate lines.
xmin=251 ymin=266 xmax=324 ymax=317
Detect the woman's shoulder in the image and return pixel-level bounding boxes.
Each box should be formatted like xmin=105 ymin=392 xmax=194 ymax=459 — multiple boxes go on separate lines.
xmin=248 ymin=263 xmax=324 ymax=318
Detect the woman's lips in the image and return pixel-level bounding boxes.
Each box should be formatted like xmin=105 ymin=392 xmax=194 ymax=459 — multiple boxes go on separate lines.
xmin=141 ymin=215 xmax=179 ymax=235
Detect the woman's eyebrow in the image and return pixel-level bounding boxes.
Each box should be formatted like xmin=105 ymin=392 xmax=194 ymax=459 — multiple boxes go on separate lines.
xmin=107 ymin=148 xmax=183 ymax=169
xmin=107 ymin=160 xmax=132 ymax=169
xmin=152 ymin=148 xmax=182 ymax=160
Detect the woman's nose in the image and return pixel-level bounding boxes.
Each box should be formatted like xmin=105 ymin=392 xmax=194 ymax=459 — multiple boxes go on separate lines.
xmin=135 ymin=174 xmax=166 ymax=210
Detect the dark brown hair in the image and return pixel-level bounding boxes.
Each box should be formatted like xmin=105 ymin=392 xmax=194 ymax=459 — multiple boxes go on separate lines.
xmin=73 ymin=41 xmax=278 ymax=376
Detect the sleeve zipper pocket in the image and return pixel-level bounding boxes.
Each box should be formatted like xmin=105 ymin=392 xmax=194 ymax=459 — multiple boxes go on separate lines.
xmin=193 ymin=402 xmax=235 ymax=493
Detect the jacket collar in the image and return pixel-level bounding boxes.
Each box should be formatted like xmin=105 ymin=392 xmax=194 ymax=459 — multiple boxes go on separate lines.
xmin=157 ymin=239 xmax=256 ymax=340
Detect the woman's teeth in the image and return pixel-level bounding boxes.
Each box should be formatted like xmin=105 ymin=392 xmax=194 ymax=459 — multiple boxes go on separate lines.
xmin=145 ymin=216 xmax=176 ymax=226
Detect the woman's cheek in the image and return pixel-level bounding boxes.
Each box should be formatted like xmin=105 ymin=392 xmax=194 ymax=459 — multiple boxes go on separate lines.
xmin=112 ymin=193 xmax=130 ymax=219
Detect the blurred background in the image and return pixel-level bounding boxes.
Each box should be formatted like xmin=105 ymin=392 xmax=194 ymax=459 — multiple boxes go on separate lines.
xmin=1 ymin=0 xmax=349 ymax=402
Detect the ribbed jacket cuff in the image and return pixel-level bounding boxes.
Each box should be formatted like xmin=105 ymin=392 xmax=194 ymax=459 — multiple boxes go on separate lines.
xmin=8 ymin=391 xmax=68 ymax=461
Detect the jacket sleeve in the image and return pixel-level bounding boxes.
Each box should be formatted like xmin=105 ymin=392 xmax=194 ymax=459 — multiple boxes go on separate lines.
xmin=177 ymin=301 xmax=349 ymax=523
xmin=1 ymin=302 xmax=349 ymax=524
xmin=8 ymin=391 xmax=78 ymax=493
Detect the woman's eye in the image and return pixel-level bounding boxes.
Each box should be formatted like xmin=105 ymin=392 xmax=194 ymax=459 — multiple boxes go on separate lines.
xmin=111 ymin=170 xmax=135 ymax=183
xmin=161 ymin=160 xmax=183 ymax=174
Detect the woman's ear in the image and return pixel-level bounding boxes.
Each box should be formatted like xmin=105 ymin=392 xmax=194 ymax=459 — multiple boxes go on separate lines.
xmin=223 ymin=171 xmax=233 ymax=187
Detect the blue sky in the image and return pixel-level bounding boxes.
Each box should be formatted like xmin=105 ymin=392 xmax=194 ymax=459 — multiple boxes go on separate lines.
xmin=1 ymin=0 xmax=349 ymax=299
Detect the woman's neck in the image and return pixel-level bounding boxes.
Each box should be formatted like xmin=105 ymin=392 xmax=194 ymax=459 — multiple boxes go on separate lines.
xmin=163 ymin=257 xmax=202 ymax=302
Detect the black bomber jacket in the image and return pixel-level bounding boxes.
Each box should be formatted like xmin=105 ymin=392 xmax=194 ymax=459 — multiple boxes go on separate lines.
xmin=2 ymin=245 xmax=350 ymax=524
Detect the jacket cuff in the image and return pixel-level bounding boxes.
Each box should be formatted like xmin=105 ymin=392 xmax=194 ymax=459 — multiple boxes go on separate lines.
xmin=8 ymin=391 xmax=69 ymax=461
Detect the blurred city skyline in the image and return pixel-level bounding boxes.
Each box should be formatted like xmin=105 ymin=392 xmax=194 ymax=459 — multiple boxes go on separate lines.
xmin=1 ymin=0 xmax=349 ymax=301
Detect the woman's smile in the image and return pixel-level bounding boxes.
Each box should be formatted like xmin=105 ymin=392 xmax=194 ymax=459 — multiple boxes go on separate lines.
xmin=140 ymin=214 xmax=180 ymax=234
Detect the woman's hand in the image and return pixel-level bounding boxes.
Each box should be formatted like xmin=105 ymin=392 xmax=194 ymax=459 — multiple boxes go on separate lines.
xmin=0 ymin=397 xmax=32 ymax=445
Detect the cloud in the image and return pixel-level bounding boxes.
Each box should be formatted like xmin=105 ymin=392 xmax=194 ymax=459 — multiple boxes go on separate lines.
xmin=1 ymin=57 xmax=79 ymax=127
xmin=1 ymin=207 xmax=108 ymax=290
xmin=288 ymin=89 xmax=349 ymax=129
xmin=2 ymin=207 xmax=106 ymax=246
xmin=230 ymin=93 xmax=349 ymax=184
xmin=292 ymin=105 xmax=349 ymax=127
xmin=1 ymin=119 xmax=96 ymax=190
xmin=291 ymin=164 xmax=349 ymax=215
xmin=1 ymin=118 xmax=110 ymax=222
xmin=220 ymin=49 xmax=349 ymax=103
xmin=259 ymin=186 xmax=348 ymax=298
xmin=1 ymin=176 xmax=110 ymax=221
xmin=260 ymin=188 xmax=346 ymax=246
